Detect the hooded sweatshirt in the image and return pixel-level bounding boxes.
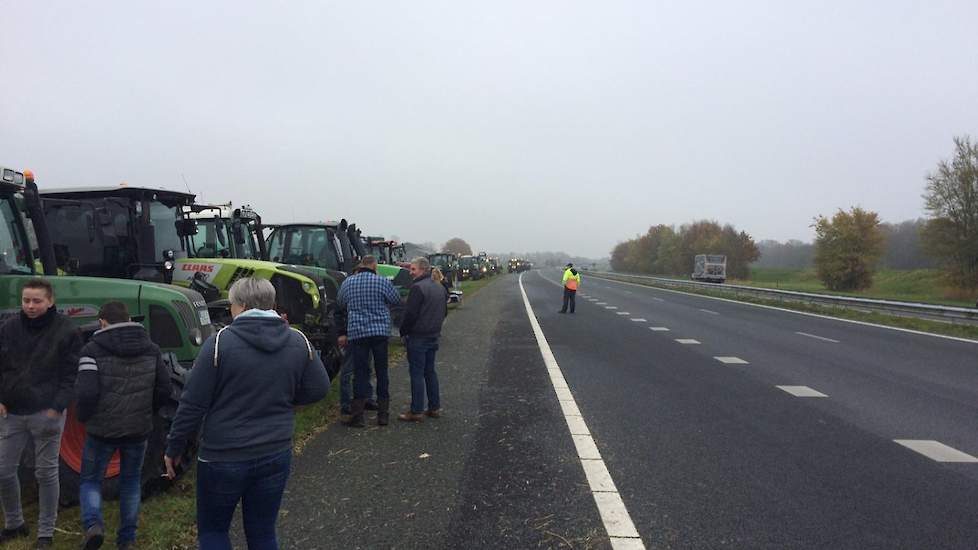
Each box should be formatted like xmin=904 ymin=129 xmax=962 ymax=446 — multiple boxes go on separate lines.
xmin=75 ymin=322 xmax=171 ymax=442
xmin=165 ymin=311 xmax=330 ymax=462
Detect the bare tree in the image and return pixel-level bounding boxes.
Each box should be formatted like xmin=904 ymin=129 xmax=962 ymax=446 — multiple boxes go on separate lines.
xmin=921 ymin=136 xmax=978 ymax=289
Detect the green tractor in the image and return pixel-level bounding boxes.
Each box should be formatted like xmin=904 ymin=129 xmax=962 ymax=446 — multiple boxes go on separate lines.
xmin=266 ymin=222 xmax=413 ymax=289
xmin=427 ymin=252 xmax=459 ymax=287
xmin=1 ymin=168 xmax=211 ymax=503
xmin=265 ymin=222 xmax=412 ymax=324
xmin=458 ymin=255 xmax=483 ymax=281
xmin=39 ymin=190 xmax=343 ymax=378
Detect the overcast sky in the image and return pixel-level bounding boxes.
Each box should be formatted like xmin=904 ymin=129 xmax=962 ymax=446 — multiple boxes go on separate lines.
xmin=2 ymin=1 xmax=976 ymax=258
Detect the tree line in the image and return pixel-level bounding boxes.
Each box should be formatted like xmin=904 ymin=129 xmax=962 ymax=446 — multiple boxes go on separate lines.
xmin=610 ymin=136 xmax=978 ymax=293
xmin=610 ymin=221 xmax=760 ymax=279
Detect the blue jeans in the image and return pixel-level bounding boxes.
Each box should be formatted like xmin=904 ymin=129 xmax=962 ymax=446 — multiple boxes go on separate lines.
xmin=79 ymin=437 xmax=147 ymax=545
xmin=197 ymin=448 xmax=292 ymax=550
xmin=406 ymin=336 xmax=441 ymax=414
xmin=339 ymin=352 xmax=373 ymax=410
xmin=352 ymin=336 xmax=389 ymax=401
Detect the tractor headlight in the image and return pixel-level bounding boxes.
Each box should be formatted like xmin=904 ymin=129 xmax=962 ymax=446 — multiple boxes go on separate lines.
xmin=164 ymin=260 xmax=174 ymax=271
xmin=189 ymin=328 xmax=204 ymax=346
xmin=303 ymin=281 xmax=313 ymax=292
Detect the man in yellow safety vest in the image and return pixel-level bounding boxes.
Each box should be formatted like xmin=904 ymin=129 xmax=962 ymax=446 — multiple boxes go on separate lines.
xmin=559 ymin=263 xmax=582 ymax=314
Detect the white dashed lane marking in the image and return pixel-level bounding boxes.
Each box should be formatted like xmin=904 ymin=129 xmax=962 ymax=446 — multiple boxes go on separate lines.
xmin=776 ymin=385 xmax=828 ymax=398
xmin=714 ymin=356 xmax=749 ymax=364
xmin=699 ymin=309 xmax=720 ymax=315
xmin=630 ymin=318 xmax=647 ymax=322
xmin=649 ymin=327 xmax=670 ymax=331
xmin=795 ymin=331 xmax=840 ymax=343
xmin=616 ymin=312 xmax=630 ymax=316
xmin=596 ymin=302 xmax=607 ymax=305
xmin=652 ymin=297 xmax=665 ymax=302
xmin=605 ymin=306 xmax=618 ymax=310
xmin=675 ymin=339 xmax=701 ymax=345
xmin=518 ymin=274 xmax=645 ymax=547
xmin=894 ymin=440 xmax=978 ymax=463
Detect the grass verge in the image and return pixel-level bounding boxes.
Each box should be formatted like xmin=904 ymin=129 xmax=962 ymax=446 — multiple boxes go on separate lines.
xmin=7 ymin=274 xmax=507 ymax=549
xmin=594 ymin=274 xmax=978 ymax=341
xmin=739 ymin=268 xmax=977 ymax=308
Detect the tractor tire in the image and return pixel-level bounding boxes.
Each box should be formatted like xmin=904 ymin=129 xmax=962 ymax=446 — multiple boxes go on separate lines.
xmin=54 ymin=353 xmax=195 ymax=506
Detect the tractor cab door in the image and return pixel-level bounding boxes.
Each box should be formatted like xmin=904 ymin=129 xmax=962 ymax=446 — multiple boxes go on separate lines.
xmin=0 ymin=194 xmax=34 ymax=275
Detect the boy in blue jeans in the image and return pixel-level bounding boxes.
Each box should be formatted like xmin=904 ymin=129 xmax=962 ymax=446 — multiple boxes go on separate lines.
xmin=75 ymin=302 xmax=171 ymax=549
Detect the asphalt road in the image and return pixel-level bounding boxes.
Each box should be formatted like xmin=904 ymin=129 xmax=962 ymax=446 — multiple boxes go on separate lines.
xmin=239 ymin=275 xmax=611 ymax=549
xmin=522 ymin=268 xmax=978 ymax=549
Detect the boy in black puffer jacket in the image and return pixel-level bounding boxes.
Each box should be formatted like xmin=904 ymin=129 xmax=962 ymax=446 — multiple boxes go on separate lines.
xmin=75 ymin=301 xmax=171 ymax=550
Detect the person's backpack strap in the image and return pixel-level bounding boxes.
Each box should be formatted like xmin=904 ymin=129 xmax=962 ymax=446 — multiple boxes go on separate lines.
xmin=290 ymin=327 xmax=315 ymax=361
xmin=212 ymin=326 xmax=231 ymax=367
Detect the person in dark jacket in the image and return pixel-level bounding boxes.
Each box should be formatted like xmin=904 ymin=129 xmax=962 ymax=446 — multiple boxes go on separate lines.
xmin=337 ymin=255 xmax=402 ymax=428
xmin=398 ymin=257 xmax=448 ymax=422
xmin=164 ymin=278 xmax=330 ymax=549
xmin=75 ymin=301 xmax=171 ymax=550
xmin=0 ymin=278 xmax=81 ymax=548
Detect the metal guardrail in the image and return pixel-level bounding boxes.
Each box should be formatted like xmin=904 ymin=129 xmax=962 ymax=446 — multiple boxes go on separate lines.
xmin=582 ymin=271 xmax=978 ymax=327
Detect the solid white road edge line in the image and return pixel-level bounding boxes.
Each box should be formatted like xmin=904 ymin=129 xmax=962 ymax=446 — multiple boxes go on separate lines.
xmin=586 ymin=273 xmax=978 ymax=345
xmin=795 ymin=331 xmax=841 ymax=343
xmin=518 ymin=273 xmax=645 ymax=548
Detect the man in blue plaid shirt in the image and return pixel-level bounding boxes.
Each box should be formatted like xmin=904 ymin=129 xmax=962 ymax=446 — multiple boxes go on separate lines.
xmin=337 ymin=255 xmax=402 ymax=427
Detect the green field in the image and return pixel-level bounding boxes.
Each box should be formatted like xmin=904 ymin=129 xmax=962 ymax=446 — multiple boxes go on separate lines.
xmin=733 ymin=268 xmax=977 ymax=308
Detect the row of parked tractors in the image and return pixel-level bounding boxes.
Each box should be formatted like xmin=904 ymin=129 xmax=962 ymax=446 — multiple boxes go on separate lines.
xmin=0 ymin=165 xmax=503 ymax=503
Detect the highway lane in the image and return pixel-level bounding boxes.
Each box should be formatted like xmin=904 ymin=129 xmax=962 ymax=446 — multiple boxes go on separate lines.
xmin=520 ymin=270 xmax=978 ymax=549
xmin=557 ymin=270 xmax=978 ymax=477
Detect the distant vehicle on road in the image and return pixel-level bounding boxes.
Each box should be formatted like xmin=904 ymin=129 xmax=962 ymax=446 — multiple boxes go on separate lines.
xmin=692 ymin=254 xmax=726 ymax=283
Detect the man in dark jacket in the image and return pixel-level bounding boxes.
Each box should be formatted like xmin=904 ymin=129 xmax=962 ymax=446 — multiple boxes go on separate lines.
xmin=0 ymin=278 xmax=82 ymax=548
xmin=164 ymin=278 xmax=330 ymax=549
xmin=75 ymin=301 xmax=171 ymax=550
xmin=398 ymin=257 xmax=448 ymax=422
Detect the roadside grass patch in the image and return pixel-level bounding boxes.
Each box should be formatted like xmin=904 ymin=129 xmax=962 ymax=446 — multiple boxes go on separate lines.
xmin=739 ymin=268 xmax=976 ymax=308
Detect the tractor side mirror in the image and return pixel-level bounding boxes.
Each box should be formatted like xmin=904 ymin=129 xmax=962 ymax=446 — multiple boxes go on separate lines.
xmin=175 ymin=219 xmax=198 ymax=237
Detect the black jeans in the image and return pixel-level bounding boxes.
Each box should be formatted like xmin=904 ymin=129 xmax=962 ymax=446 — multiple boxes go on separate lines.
xmin=352 ymin=336 xmax=390 ymax=401
xmin=561 ymin=288 xmax=577 ymax=313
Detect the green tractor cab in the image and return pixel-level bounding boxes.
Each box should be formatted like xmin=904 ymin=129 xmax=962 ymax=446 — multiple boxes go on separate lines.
xmin=3 ymin=169 xmax=211 ymax=503
xmin=266 ymin=222 xmax=412 ymax=325
xmin=458 ymin=255 xmax=483 ymax=281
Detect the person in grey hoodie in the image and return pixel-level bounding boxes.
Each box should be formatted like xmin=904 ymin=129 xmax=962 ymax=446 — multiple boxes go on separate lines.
xmin=164 ymin=278 xmax=330 ymax=549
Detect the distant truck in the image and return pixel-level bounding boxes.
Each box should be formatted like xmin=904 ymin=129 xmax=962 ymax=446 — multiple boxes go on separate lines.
xmin=692 ymin=254 xmax=726 ymax=283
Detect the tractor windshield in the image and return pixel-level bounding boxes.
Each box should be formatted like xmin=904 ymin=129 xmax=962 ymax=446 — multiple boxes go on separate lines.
xmin=0 ymin=196 xmax=32 ymax=274
xmin=189 ymin=218 xmax=232 ymax=258
xmin=267 ymin=226 xmax=342 ymax=271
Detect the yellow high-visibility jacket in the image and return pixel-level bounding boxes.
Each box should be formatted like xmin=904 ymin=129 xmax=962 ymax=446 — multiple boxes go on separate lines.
xmin=562 ymin=268 xmax=581 ymax=290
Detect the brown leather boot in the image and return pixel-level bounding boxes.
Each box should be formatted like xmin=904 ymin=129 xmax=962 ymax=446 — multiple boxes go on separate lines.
xmin=343 ymin=399 xmax=366 ymax=428
xmin=376 ymin=399 xmax=390 ymax=426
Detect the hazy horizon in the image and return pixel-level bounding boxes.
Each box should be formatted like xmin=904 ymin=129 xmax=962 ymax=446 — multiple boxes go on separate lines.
xmin=2 ymin=1 xmax=975 ymax=258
